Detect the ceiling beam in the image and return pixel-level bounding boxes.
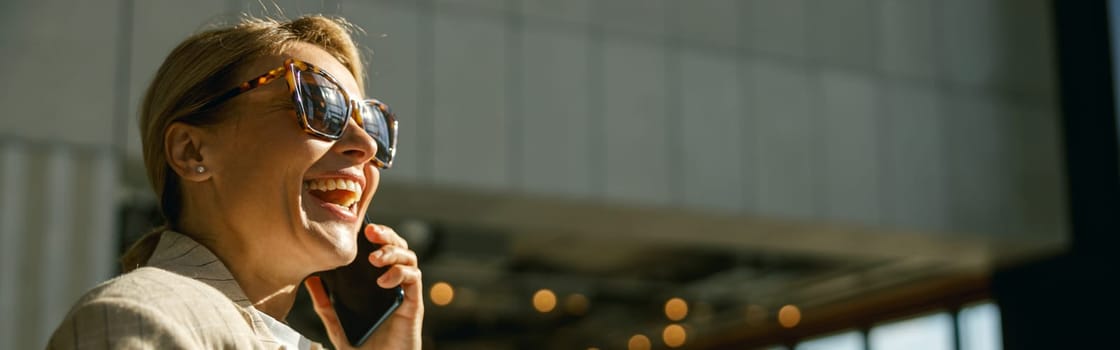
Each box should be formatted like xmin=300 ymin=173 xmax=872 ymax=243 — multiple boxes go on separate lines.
xmin=370 ymin=182 xmax=1065 ymax=268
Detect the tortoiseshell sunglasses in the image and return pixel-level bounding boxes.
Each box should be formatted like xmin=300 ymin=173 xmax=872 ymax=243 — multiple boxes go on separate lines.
xmin=201 ymin=58 xmax=398 ymax=169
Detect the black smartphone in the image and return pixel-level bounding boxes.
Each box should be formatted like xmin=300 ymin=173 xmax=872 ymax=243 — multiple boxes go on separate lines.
xmin=314 ymin=215 xmax=405 ymax=346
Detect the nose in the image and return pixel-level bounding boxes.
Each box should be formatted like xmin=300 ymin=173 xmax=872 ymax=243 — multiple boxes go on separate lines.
xmin=333 ymin=116 xmax=378 ymax=164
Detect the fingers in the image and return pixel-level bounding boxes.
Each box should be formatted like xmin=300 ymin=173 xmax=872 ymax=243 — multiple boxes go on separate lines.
xmin=363 ymin=223 xmax=424 ymax=307
xmin=303 ymin=276 xmax=351 ymax=348
xmin=377 ymin=264 xmax=423 ymax=292
xmin=368 ymin=245 xmax=418 ymax=268
xmin=364 ymin=224 xmax=409 ymax=250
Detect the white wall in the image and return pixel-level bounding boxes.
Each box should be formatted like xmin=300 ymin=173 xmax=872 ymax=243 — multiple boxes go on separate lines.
xmin=2 ymin=0 xmax=1061 ymax=240
xmin=0 ymin=0 xmax=122 ymax=148
xmin=0 ymin=142 xmax=118 ymax=349
xmin=336 ymin=0 xmax=1065 ymax=240
xmin=0 ymin=0 xmax=126 ymax=347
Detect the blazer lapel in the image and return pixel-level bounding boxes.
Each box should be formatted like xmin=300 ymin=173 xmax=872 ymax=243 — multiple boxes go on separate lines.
xmin=146 ymin=231 xmax=279 ymax=345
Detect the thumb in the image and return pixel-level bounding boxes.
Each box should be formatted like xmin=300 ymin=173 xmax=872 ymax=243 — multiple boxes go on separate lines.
xmin=304 ymin=276 xmax=354 ymax=349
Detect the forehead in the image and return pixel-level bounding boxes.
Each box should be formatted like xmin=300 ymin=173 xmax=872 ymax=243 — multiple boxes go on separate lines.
xmin=237 ymin=42 xmax=362 ymax=96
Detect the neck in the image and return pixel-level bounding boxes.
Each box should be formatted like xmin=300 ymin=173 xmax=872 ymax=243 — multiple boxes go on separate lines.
xmin=226 ymin=261 xmax=301 ymax=321
xmin=178 ymin=213 xmax=312 ymax=322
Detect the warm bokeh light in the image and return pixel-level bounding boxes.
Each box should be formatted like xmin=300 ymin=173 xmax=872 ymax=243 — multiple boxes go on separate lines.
xmin=566 ymin=293 xmax=590 ymax=315
xmin=664 ymin=297 xmax=688 ymax=321
xmin=745 ymin=304 xmax=768 ymax=325
xmin=778 ymin=304 xmax=801 ymax=328
xmin=532 ymin=289 xmax=557 ymax=313
xmin=662 ymin=324 xmax=687 ymax=348
xmin=430 ymin=282 xmax=454 ymax=306
xmin=628 ymin=334 xmax=651 ymax=350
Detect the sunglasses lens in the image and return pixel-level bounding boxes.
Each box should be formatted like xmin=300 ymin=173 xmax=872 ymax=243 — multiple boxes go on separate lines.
xmin=359 ymin=100 xmax=396 ymax=167
xmin=296 ymin=70 xmax=349 ymax=138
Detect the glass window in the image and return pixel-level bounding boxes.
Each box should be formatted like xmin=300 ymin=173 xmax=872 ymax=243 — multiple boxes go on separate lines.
xmin=959 ymin=302 xmax=1002 ymax=350
xmin=869 ymin=312 xmax=953 ymax=350
xmin=795 ymin=330 xmax=864 ymax=350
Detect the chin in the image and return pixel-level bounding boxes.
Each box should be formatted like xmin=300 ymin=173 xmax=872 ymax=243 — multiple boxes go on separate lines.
xmin=306 ymin=222 xmax=360 ymax=268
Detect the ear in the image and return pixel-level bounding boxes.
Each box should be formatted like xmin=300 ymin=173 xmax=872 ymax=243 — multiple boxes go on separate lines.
xmin=165 ymin=122 xmax=212 ymax=182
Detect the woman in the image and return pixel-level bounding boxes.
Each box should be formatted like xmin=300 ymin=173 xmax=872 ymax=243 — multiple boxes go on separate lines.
xmin=48 ymin=15 xmax=422 ymax=349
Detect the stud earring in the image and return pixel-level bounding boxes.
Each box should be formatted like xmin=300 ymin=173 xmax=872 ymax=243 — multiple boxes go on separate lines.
xmin=195 ymin=165 xmax=206 ymax=174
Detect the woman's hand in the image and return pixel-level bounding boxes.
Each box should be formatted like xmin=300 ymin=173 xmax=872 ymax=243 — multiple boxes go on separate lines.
xmin=304 ymin=224 xmax=424 ymax=350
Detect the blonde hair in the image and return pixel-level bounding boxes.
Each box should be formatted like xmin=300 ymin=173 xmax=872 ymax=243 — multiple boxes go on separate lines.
xmin=123 ymin=15 xmax=365 ymax=271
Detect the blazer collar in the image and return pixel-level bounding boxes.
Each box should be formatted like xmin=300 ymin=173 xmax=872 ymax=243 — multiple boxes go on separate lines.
xmin=145 ymin=230 xmax=255 ymax=308
xmin=144 ymin=230 xmax=314 ymax=347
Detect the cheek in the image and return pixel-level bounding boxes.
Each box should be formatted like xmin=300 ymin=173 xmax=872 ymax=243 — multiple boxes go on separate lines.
xmin=226 ymin=115 xmax=327 ymax=167
xmin=218 ymin=127 xmax=327 ymax=202
xmin=361 ymin=167 xmax=381 ymax=205
xmin=368 ymin=168 xmax=381 ymax=191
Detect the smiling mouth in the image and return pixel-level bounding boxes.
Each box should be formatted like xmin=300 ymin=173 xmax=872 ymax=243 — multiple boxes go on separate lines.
xmin=304 ymin=178 xmax=363 ymax=209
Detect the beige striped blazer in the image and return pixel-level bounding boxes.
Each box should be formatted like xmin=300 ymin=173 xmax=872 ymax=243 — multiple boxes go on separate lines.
xmin=48 ymin=231 xmax=324 ymax=349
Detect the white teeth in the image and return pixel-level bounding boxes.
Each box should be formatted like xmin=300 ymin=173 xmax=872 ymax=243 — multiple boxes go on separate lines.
xmin=304 ymin=178 xmax=363 ymax=199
